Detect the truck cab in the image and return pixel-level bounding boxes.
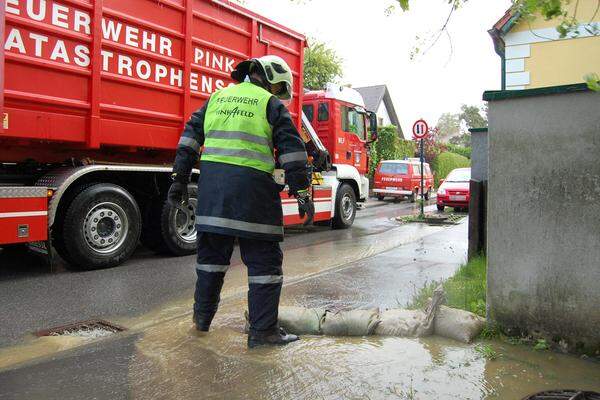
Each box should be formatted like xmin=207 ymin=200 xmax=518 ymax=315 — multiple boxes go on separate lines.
xmin=302 ymin=84 xmax=371 ymax=175
xmin=302 ymin=85 xmax=376 ymax=209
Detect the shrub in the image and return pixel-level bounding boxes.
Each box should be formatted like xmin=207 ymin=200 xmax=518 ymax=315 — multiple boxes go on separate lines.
xmin=431 ymin=151 xmax=471 ymax=187
xmin=446 ymin=144 xmax=472 ymax=159
xmin=369 ymin=126 xmax=416 ymax=179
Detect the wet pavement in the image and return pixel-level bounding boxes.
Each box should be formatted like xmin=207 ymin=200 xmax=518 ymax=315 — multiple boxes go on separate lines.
xmin=1 ymin=213 xmax=599 ymax=399
xmin=0 ymin=199 xmax=425 ymax=347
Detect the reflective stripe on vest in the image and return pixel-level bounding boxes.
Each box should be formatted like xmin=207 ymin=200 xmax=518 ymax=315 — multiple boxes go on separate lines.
xmin=203 ymin=82 xmax=275 ymax=173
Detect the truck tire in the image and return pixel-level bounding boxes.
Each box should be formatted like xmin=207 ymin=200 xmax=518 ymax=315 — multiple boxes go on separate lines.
xmin=160 ymin=184 xmax=198 ymax=255
xmin=62 ymin=183 xmax=141 ymax=270
xmin=52 ymin=182 xmax=98 ymax=265
xmin=332 ymin=183 xmax=356 ymax=229
xmin=141 ymin=184 xmax=197 ymax=256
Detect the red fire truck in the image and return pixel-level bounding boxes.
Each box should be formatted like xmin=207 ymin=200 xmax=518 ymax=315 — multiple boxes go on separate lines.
xmin=0 ymin=0 xmax=376 ymax=269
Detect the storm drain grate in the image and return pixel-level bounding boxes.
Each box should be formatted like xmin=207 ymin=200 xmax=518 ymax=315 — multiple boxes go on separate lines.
xmin=522 ymin=390 xmax=600 ymax=400
xmin=35 ymin=319 xmax=126 ymax=339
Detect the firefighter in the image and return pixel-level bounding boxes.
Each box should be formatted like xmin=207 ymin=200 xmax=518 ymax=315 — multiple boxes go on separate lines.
xmin=168 ymin=55 xmax=314 ymax=348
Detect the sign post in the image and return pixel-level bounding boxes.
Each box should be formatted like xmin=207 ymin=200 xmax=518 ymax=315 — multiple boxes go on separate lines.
xmin=412 ymin=119 xmax=429 ymax=218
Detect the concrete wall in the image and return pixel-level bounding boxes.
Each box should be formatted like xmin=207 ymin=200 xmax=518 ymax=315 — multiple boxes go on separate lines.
xmin=487 ymin=88 xmax=600 ymax=351
xmin=470 ymin=129 xmax=488 ymax=182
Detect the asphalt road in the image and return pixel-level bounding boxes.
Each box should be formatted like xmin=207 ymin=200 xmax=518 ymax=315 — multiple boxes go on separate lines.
xmin=0 ymin=198 xmax=432 ymax=347
xmin=0 ymin=218 xmax=473 ymax=400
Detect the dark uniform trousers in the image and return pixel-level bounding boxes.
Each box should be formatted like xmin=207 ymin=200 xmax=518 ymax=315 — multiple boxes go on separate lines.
xmin=194 ymin=231 xmax=283 ymax=334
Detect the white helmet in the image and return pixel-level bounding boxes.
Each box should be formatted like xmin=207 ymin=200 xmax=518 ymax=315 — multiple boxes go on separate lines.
xmin=231 ymin=55 xmax=294 ymax=101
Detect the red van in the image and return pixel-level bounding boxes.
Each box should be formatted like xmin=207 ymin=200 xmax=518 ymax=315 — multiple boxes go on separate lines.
xmin=436 ymin=168 xmax=471 ymax=211
xmin=373 ymin=160 xmax=434 ymax=202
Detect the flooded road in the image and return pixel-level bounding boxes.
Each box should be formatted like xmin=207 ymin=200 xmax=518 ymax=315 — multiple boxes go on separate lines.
xmin=0 ymin=200 xmax=428 ymax=347
xmin=1 ymin=220 xmax=598 ymax=399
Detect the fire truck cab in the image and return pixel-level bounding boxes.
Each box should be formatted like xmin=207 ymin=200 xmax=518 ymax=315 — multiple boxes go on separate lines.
xmin=302 ymin=84 xmax=375 ymax=202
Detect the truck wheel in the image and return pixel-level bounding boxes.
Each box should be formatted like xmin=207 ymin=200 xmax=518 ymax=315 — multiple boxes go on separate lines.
xmin=141 ymin=184 xmax=197 ymax=256
xmin=377 ymin=195 xmax=385 ymax=201
xmin=160 ymin=184 xmax=198 ymax=256
xmin=62 ymin=184 xmax=141 ymax=270
xmin=437 ymin=204 xmax=445 ymax=212
xmin=52 ymin=182 xmax=98 ymax=265
xmin=332 ymin=183 xmax=356 ymax=229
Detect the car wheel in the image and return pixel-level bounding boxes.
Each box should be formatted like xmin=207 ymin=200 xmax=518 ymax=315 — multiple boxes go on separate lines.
xmin=62 ymin=183 xmax=141 ymax=270
xmin=332 ymin=183 xmax=356 ymax=229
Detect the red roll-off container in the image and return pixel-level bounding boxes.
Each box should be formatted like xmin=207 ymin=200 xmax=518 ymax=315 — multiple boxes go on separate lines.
xmin=0 ymin=0 xmax=306 ymax=164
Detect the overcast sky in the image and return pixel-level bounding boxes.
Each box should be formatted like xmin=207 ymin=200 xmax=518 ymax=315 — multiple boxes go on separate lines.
xmin=242 ymin=0 xmax=512 ymax=138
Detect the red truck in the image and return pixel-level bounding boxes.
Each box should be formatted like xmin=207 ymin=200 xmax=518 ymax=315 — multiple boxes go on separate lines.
xmin=0 ymin=0 xmax=376 ymax=269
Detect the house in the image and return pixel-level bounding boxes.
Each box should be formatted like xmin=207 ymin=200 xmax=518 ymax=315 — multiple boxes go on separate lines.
xmin=489 ymin=1 xmax=600 ymax=90
xmin=355 ymin=85 xmax=404 ymax=138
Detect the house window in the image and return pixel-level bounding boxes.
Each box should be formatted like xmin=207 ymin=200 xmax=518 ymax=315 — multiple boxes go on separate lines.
xmin=341 ymin=106 xmax=366 ymax=141
xmin=302 ymin=104 xmax=314 ymax=122
xmin=317 ymin=102 xmax=329 ymax=121
xmin=378 ymin=116 xmax=384 ymax=127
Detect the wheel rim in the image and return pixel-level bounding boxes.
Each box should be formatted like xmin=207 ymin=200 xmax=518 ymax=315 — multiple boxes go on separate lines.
xmin=341 ymin=193 xmax=354 ymax=221
xmin=83 ymin=202 xmax=129 ymax=254
xmin=173 ymin=198 xmax=197 ymax=243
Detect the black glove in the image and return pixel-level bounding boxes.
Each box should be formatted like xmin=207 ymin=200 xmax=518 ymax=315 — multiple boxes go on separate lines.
xmin=167 ymin=182 xmax=189 ymax=210
xmin=296 ymin=189 xmax=315 ymax=226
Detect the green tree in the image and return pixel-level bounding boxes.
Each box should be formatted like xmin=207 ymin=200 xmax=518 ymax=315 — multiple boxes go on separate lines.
xmin=459 ymin=104 xmax=487 ymax=130
xmin=448 ymin=133 xmax=471 ymax=147
xmin=303 ymin=40 xmax=343 ymax=90
xmin=436 ymin=112 xmax=461 ymax=140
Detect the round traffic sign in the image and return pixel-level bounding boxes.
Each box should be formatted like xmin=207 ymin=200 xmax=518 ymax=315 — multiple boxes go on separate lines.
xmin=412 ymin=119 xmax=429 ymax=139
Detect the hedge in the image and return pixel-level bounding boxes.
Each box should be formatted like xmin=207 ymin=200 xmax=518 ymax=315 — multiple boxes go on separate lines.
xmin=446 ymin=144 xmax=472 ymax=159
xmin=431 ymin=151 xmax=471 ymax=187
xmin=368 ymin=126 xmax=416 ymax=179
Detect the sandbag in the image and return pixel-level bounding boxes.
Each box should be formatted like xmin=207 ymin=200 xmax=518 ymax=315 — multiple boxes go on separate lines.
xmin=321 ymin=308 xmax=380 ymax=336
xmin=375 ymin=286 xmax=444 ymax=337
xmin=278 ymin=306 xmax=326 ymax=335
xmin=434 ymin=305 xmax=485 ymax=343
xmin=375 ymin=309 xmax=433 ymax=337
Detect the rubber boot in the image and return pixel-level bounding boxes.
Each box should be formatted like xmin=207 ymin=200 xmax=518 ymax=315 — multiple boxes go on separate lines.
xmin=247 ymin=327 xmax=299 ymax=349
xmin=193 ymin=313 xmax=213 ymax=332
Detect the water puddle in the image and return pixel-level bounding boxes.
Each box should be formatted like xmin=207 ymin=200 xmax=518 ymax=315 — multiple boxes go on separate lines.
xmin=127 ymin=307 xmax=600 ymax=399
